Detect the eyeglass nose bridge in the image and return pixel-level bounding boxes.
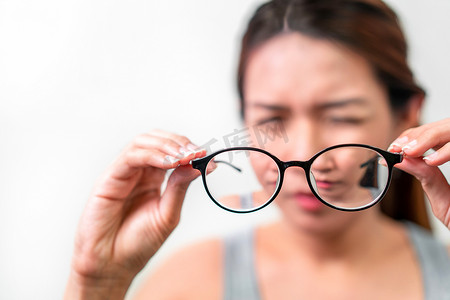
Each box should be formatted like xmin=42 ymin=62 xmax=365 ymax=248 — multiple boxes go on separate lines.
xmin=282 ymin=160 xmax=311 ymax=172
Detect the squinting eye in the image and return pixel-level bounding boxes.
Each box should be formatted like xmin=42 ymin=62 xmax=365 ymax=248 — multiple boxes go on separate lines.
xmin=255 ymin=116 xmax=283 ymax=126
xmin=328 ymin=117 xmax=364 ymax=125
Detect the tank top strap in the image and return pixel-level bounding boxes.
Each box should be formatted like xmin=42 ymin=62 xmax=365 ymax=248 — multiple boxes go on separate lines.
xmin=222 ymin=213 xmax=450 ymax=300
xmin=240 ymin=192 xmax=254 ymax=210
xmin=223 ymin=226 xmax=261 ymax=300
xmin=405 ymin=221 xmax=450 ymax=300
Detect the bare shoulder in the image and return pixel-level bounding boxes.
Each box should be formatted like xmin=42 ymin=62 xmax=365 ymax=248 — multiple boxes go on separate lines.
xmin=132 ymin=238 xmax=223 ymax=300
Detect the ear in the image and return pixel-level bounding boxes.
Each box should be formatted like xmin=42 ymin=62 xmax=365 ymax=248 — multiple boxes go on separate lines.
xmin=394 ymin=94 xmax=425 ymax=134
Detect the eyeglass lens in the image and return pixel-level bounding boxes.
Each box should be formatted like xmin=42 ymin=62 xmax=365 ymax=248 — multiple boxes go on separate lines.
xmin=204 ymin=146 xmax=389 ymax=212
xmin=309 ymin=146 xmax=389 ymax=209
xmin=204 ymin=150 xmax=279 ymax=212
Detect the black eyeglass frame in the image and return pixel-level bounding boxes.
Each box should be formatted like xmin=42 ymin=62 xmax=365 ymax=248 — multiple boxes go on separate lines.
xmin=192 ymin=144 xmax=403 ymax=213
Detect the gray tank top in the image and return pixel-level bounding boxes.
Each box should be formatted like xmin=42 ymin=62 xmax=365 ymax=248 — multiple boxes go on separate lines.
xmin=224 ymin=220 xmax=450 ymax=300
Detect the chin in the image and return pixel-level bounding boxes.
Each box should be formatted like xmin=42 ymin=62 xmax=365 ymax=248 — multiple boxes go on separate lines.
xmin=276 ymin=197 xmax=362 ymax=236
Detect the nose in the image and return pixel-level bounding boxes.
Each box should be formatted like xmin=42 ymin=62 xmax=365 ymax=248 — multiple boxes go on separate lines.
xmin=277 ymin=118 xmax=326 ymax=162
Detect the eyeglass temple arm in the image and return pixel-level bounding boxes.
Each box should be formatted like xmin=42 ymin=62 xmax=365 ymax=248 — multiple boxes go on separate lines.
xmin=359 ymin=151 xmax=403 ymax=169
xmin=213 ymin=160 xmax=242 ymax=172
xmin=360 ymin=155 xmax=378 ymax=168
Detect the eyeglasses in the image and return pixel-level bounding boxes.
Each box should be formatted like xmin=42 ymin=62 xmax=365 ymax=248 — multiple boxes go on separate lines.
xmin=191 ymin=144 xmax=403 ymax=213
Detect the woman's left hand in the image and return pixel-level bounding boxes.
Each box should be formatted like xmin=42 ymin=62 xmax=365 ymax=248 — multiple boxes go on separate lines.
xmin=389 ymin=118 xmax=450 ymax=230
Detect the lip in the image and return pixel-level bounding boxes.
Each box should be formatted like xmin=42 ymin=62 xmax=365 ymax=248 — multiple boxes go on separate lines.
xmin=315 ymin=180 xmax=334 ymax=189
xmin=293 ymin=192 xmax=324 ymax=211
xmin=313 ymin=177 xmax=342 ymax=190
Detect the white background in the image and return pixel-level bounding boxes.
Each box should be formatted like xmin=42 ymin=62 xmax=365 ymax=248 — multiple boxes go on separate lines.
xmin=1 ymin=0 xmax=449 ymax=299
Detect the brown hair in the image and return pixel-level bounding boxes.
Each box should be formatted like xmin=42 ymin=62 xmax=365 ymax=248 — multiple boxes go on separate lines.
xmin=237 ymin=0 xmax=430 ymax=229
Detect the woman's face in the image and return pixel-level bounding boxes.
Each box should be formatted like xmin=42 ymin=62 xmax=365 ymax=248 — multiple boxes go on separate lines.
xmin=243 ymin=32 xmax=401 ymax=232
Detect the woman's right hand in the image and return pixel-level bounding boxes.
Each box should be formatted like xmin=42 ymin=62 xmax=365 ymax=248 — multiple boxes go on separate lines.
xmin=64 ymin=130 xmax=206 ymax=300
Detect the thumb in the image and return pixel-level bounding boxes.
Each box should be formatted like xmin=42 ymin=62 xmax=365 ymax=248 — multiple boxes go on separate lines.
xmin=158 ymin=165 xmax=201 ymax=227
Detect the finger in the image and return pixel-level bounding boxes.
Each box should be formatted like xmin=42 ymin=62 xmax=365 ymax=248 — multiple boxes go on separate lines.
xmin=148 ymin=129 xmax=207 ymax=159
xmin=158 ymin=159 xmax=219 ymax=225
xmin=148 ymin=129 xmax=194 ymax=149
xmin=134 ymin=134 xmax=185 ymax=157
xmin=395 ymin=157 xmax=450 ymax=227
xmin=106 ymin=148 xmax=180 ymax=184
xmin=403 ymin=121 xmax=450 ymax=156
xmin=388 ymin=119 xmax=450 ymax=155
xmin=127 ymin=166 xmax=166 ymax=199
xmin=134 ymin=134 xmax=206 ymax=165
xmin=93 ymin=148 xmax=180 ymax=200
xmin=423 ymin=142 xmax=450 ymax=166
xmin=127 ymin=148 xmax=182 ymax=170
xmin=158 ymin=165 xmax=202 ymax=228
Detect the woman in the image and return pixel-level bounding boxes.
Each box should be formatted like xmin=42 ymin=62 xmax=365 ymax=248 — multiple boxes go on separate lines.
xmin=64 ymin=0 xmax=450 ymax=299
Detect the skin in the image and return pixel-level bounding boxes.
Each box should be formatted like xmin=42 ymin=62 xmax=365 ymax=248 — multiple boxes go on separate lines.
xmin=64 ymin=32 xmax=450 ymax=300
xmin=243 ymin=33 xmax=403 ymax=236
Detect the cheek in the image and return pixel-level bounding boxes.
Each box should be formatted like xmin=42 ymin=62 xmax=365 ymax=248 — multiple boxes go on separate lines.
xmin=250 ymin=156 xmax=264 ymax=176
xmin=315 ymin=149 xmax=364 ymax=174
xmin=249 ymin=152 xmax=279 ymax=189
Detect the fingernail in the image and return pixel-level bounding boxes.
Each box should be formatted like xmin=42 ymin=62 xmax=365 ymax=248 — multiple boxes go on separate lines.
xmin=187 ymin=143 xmax=199 ymax=151
xmin=186 ymin=143 xmax=206 ymax=157
xmin=388 ymin=142 xmax=401 ymax=152
xmin=179 ymin=146 xmax=193 ymax=156
xmin=379 ymin=157 xmax=388 ymax=167
xmin=191 ymin=143 xmax=206 ymax=153
xmin=389 ymin=136 xmax=409 ymax=152
xmin=167 ymin=147 xmax=181 ymax=157
xmin=164 ymin=155 xmax=180 ymax=166
xmin=206 ymin=161 xmax=217 ymax=173
xmin=182 ymin=150 xmax=196 ymax=158
xmin=401 ymin=140 xmax=417 ymax=153
xmin=394 ymin=136 xmax=409 ymax=144
xmin=423 ymin=152 xmax=438 ymax=162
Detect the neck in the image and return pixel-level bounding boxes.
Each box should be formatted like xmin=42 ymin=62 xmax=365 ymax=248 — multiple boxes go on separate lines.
xmin=272 ymin=209 xmax=393 ymax=263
